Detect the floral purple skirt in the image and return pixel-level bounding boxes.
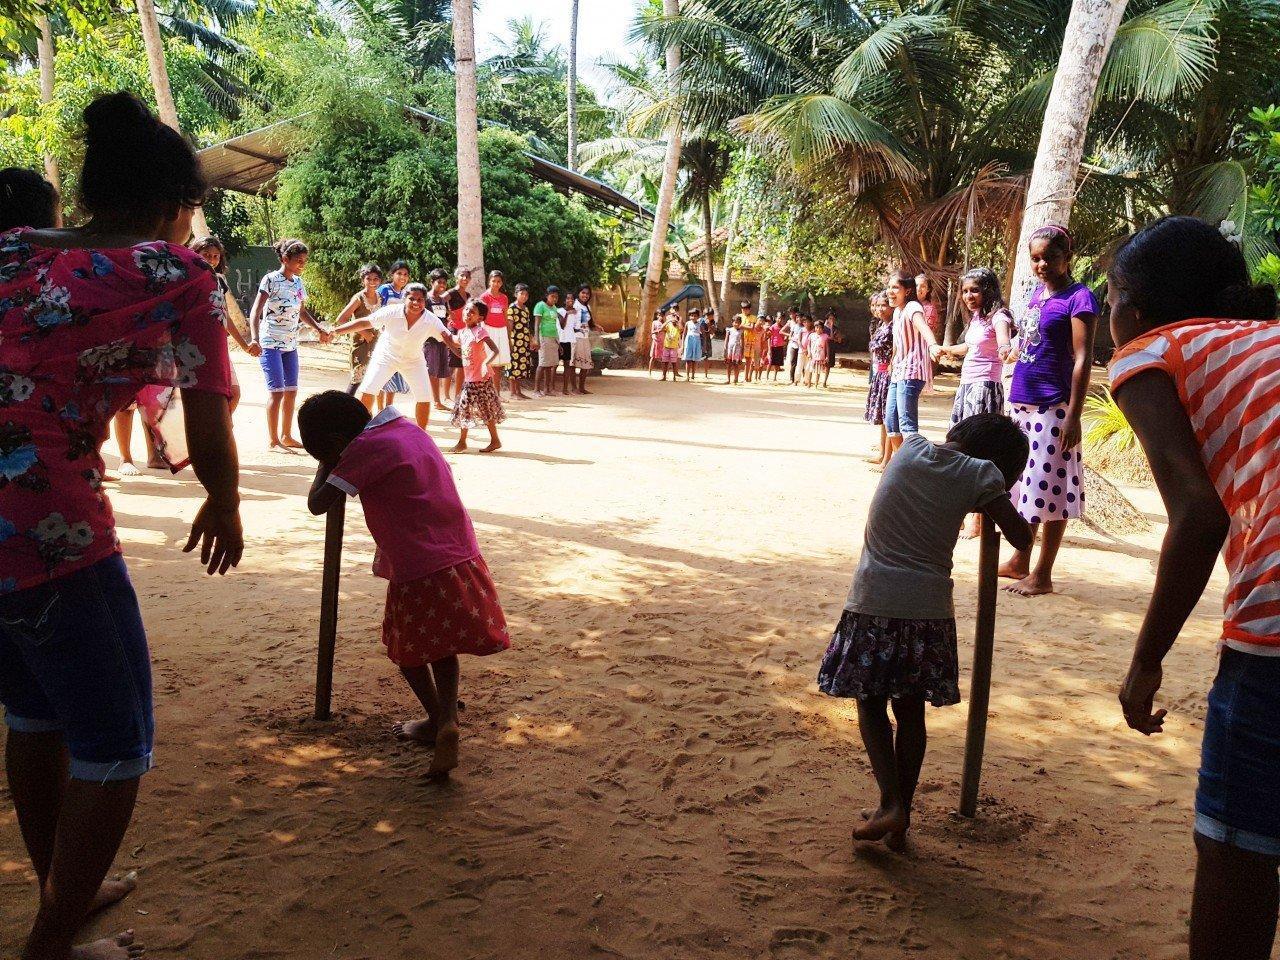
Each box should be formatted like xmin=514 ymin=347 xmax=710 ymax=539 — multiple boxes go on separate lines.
xmin=818 ymin=610 xmax=960 ymax=707
xmin=449 ymin=378 xmax=506 ymax=429
xmin=865 ymin=372 xmax=890 ymax=424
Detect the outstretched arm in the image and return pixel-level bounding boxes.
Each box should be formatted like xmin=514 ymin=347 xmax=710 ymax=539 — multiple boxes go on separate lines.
xmin=1115 ymin=369 xmax=1229 ymax=735
xmin=331 ymin=317 xmax=374 ymax=337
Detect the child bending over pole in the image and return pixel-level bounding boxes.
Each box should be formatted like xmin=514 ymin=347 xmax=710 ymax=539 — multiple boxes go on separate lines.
xmin=817 ymin=414 xmax=1032 ymax=850
xmin=299 ymin=391 xmax=510 ymax=777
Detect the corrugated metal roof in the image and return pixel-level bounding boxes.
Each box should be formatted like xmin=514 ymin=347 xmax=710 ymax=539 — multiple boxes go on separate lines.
xmin=197 ymin=106 xmax=651 ymax=220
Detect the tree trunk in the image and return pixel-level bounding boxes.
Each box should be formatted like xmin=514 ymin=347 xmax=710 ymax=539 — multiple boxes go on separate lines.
xmin=700 ymin=191 xmax=719 ymax=317
xmin=1009 ymin=0 xmax=1128 ymax=312
xmin=135 ymin=0 xmax=210 ymax=238
xmin=637 ymin=0 xmax=681 ymax=354
xmin=452 ymin=0 xmax=485 ymax=278
xmin=757 ymin=276 xmax=769 ymax=317
xmin=36 ymin=13 xmax=59 ymax=192
xmin=567 ymin=0 xmax=579 ymax=171
xmin=718 ymin=180 xmax=743 ymax=311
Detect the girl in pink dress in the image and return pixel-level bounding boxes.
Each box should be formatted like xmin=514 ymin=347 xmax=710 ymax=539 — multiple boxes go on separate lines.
xmin=449 ymin=300 xmax=505 ymax=452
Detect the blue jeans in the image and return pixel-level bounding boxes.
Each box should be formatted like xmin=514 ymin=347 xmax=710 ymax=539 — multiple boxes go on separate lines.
xmin=0 ymin=554 xmax=154 ymax=781
xmin=884 ymin=379 xmax=925 ymax=436
xmin=1195 ymin=648 xmax=1280 ymax=855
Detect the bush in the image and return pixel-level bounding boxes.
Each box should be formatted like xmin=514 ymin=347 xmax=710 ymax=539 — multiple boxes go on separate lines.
xmin=1083 ymin=386 xmax=1152 ymax=485
xmin=274 ymin=92 xmax=606 ymax=314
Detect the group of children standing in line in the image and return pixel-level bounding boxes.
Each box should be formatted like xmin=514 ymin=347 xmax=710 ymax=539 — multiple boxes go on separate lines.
xmin=648 ymin=302 xmax=843 ymax=387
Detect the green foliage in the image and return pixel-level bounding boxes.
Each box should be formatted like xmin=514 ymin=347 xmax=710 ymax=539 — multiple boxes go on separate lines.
xmin=1084 ymin=386 xmax=1152 ymax=484
xmin=273 ymin=92 xmax=605 ymax=314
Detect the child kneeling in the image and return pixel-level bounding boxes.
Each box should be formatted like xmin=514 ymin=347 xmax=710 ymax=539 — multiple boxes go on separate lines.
xmin=818 ymin=414 xmax=1031 ymax=849
xmin=299 ymin=391 xmax=510 ymax=777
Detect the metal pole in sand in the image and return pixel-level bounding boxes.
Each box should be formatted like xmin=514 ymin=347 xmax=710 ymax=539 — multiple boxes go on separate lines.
xmin=314 ymin=497 xmax=345 ymax=721
xmin=960 ymin=517 xmax=1001 ymax=817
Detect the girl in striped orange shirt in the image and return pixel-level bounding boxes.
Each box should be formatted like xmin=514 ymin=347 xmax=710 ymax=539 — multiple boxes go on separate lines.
xmin=1108 ymin=216 xmax=1280 ymax=960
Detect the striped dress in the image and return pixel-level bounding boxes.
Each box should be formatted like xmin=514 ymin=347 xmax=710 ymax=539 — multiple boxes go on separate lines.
xmin=1110 ymin=318 xmax=1280 ymax=652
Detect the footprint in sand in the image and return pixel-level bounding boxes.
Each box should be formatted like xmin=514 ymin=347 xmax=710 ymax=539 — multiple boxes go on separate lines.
xmin=769 ymin=927 xmax=832 ymax=958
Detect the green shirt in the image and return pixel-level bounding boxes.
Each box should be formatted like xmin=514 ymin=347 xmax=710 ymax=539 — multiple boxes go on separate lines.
xmin=535 ymin=301 xmax=559 ymax=338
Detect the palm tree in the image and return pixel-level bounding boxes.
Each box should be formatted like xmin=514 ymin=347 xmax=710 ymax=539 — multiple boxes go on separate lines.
xmin=678 ymin=136 xmax=730 ymax=316
xmin=637 ymin=0 xmax=681 ymax=354
xmin=334 ymin=0 xmax=451 ymax=80
xmin=567 ymin=0 xmax=579 ymax=170
xmin=35 ymin=9 xmax=57 ymax=189
xmin=452 ymin=0 xmax=483 ymax=277
xmin=1009 ymin=0 xmax=1128 ymax=310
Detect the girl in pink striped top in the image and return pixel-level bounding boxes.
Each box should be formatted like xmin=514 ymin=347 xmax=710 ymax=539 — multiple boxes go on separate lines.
xmin=883 ymin=270 xmax=940 ymax=463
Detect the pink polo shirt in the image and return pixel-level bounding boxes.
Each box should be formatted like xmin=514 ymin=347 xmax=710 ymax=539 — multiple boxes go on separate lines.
xmin=327 ymin=408 xmax=480 ymax=583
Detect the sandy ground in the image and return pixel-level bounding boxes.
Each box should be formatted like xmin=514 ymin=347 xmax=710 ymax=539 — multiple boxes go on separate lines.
xmin=1 ymin=347 xmax=1229 ymax=959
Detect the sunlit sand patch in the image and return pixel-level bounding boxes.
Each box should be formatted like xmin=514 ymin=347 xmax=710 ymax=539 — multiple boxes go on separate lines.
xmin=502 ymin=715 xmax=580 ymax=746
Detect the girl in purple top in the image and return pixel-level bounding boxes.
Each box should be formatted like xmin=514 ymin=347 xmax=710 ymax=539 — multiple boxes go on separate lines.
xmin=999 ymin=225 xmax=1098 ymax=596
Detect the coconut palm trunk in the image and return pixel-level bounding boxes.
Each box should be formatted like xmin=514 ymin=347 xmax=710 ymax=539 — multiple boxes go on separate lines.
xmin=567 ymin=0 xmax=579 ymax=171
xmin=700 ymin=191 xmax=719 ymax=317
xmin=36 ymin=13 xmax=59 ymax=191
xmin=135 ymin=0 xmax=211 ymax=238
xmin=637 ymin=0 xmax=681 ymax=354
xmin=1009 ymin=0 xmax=1128 ymax=310
xmin=452 ymin=0 xmax=484 ymax=278
xmin=718 ymin=184 xmax=742 ymax=309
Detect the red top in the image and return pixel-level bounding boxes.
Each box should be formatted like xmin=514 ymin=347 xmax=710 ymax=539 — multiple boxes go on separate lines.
xmin=478 ymin=290 xmax=508 ymax=329
xmin=0 ymin=229 xmax=233 ymax=592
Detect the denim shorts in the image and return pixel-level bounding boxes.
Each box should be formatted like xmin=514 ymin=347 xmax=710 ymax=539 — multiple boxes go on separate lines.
xmin=259 ymin=346 xmax=300 ymax=392
xmin=1195 ymin=647 xmax=1280 ymax=856
xmin=0 ymin=554 xmax=154 ymax=782
xmin=884 ymin=379 xmax=925 ymax=436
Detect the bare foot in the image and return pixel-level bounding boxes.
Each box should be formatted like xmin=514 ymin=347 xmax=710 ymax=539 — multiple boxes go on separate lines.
xmin=118 ymin=462 xmax=141 ymax=477
xmin=280 ymin=437 xmax=304 ymax=449
xmin=146 ymin=457 xmax=166 ymax=470
xmin=884 ymin=830 xmax=908 ymax=853
xmin=852 ymin=806 xmax=908 ymax=843
xmin=392 ymin=718 xmax=436 ymax=746
xmin=479 ymin=441 xmax=502 ymax=453
xmin=434 ymin=403 xmax=451 ymax=412
xmin=997 ymin=561 xmax=1028 ymax=580
xmin=960 ymin=516 xmax=981 ymax=541
xmin=1005 ymin=573 xmax=1053 ymax=597
xmin=88 ymin=873 xmax=138 ymax=917
xmin=428 ymin=725 xmax=460 ymax=778
xmin=579 ymin=388 xmax=591 ymax=395
xmin=451 ymin=442 xmax=467 ymax=453
xmin=71 ymin=930 xmax=144 ymax=959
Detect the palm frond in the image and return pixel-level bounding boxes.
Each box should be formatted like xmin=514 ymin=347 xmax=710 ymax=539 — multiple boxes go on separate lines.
xmin=1099 ymin=0 xmax=1220 ymax=102
xmin=831 ymin=13 xmax=950 ymax=100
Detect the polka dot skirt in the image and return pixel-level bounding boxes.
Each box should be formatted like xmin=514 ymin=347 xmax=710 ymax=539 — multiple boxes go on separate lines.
xmin=1010 ymin=402 xmax=1084 ymax=523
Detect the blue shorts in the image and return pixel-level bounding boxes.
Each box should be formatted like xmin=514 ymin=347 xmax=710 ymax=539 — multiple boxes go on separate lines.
xmin=885 ymin=378 xmax=925 ymax=436
xmin=260 ymin=346 xmax=300 ymax=393
xmin=1195 ymin=647 xmax=1280 ymax=856
xmin=0 ymin=554 xmax=154 ymax=782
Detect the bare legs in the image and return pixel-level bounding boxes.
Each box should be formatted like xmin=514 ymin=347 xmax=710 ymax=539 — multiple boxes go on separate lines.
xmin=397 ymin=658 xmax=461 ymax=777
xmin=413 ymin=401 xmax=431 ymax=430
xmin=453 ymin=421 xmax=500 ymax=454
xmin=1190 ymin=833 xmax=1279 ymax=960
xmin=853 ymin=696 xmax=925 ymax=850
xmin=111 ymin=412 xmax=140 ymax=477
xmin=1001 ymin=518 xmax=1067 ymax=596
xmin=8 ymin=731 xmax=144 ymax=960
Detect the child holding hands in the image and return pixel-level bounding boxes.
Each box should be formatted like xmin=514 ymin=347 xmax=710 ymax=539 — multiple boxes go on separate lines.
xmin=818 ymin=414 xmax=1031 ymax=850
xmin=449 ymin=300 xmax=505 ymax=453
xmin=300 ymin=391 xmax=510 ymax=778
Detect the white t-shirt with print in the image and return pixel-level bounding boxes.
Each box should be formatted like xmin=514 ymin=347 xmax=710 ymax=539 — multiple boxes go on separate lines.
xmin=257 ymin=269 xmax=306 ymax=351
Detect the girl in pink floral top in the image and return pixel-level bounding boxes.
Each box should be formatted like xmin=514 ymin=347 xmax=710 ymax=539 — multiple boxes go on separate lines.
xmin=0 ymin=92 xmax=242 ymax=960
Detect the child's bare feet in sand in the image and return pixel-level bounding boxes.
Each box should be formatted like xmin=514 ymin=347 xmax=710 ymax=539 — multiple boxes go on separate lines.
xmin=428 ymin=724 xmax=459 ymax=778
xmin=997 ymin=560 xmax=1028 ymax=580
xmin=479 ymin=441 xmax=501 ymax=453
xmin=858 ymin=809 xmax=908 ymax=851
xmin=960 ymin=515 xmax=981 ymax=540
xmin=280 ymin=436 xmax=304 ymax=449
xmin=852 ymin=806 xmax=908 ymax=843
xmin=392 ymin=718 xmax=437 ymax=746
xmin=72 ymin=930 xmax=144 ymax=958
xmin=88 ymin=873 xmax=138 ymax=917
xmin=118 ymin=461 xmax=141 ymax=477
xmin=451 ymin=441 xmax=467 ymax=453
xmin=1005 ymin=573 xmax=1053 ymax=596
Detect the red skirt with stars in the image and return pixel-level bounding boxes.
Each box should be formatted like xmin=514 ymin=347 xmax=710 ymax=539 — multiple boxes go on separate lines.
xmin=381 ymin=557 xmax=510 ymax=667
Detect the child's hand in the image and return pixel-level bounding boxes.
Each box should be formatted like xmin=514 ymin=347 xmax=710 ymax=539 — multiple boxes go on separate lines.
xmin=1063 ymin=413 xmax=1083 ymax=450
xmin=1119 ymin=661 xmax=1167 ymax=735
